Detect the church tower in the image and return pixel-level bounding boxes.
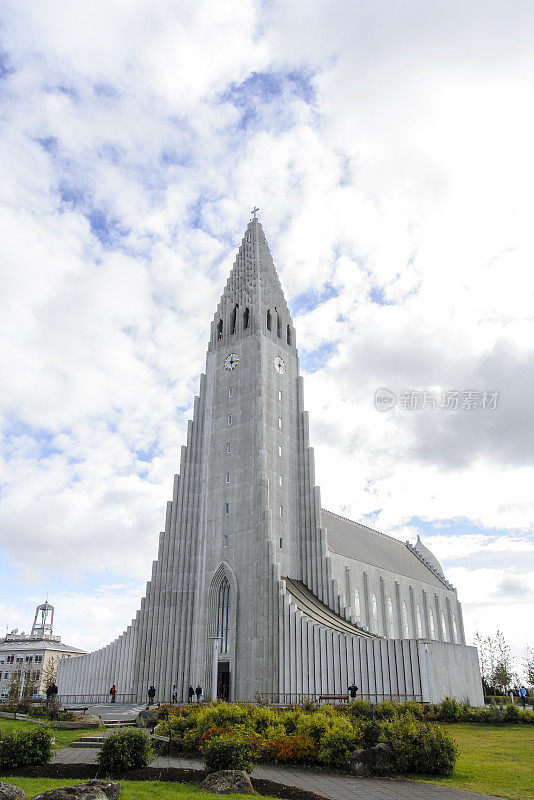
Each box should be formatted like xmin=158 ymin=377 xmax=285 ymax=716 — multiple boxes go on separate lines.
xmin=57 ymin=215 xmax=483 ymax=706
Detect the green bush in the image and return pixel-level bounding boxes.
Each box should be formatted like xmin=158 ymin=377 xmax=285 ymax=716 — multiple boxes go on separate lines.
xmin=346 ymin=700 xmax=374 ymax=720
xmin=398 ymin=701 xmax=424 ymax=719
xmin=503 ymin=704 xmax=522 ymax=723
xmin=437 ymin=697 xmax=461 ymax=722
xmin=356 ymin=719 xmax=382 ymax=749
xmin=383 ymin=714 xmax=458 ymax=775
xmin=0 ymin=727 xmax=53 ymax=768
xmin=97 ymin=728 xmax=153 ymax=772
xmin=317 ymin=719 xmax=358 ymax=766
xmin=202 ymin=734 xmax=257 ymax=774
xmin=521 ymin=709 xmax=534 ymax=724
xmin=373 ymin=701 xmax=399 ymax=720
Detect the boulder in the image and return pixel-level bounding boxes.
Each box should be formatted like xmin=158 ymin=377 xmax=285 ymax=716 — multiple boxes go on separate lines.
xmin=348 ymin=743 xmax=395 ymax=776
xmin=200 ymin=770 xmax=255 ymax=795
xmin=135 ymin=708 xmax=159 ymax=728
xmin=71 ymin=714 xmax=103 ymax=727
xmin=31 ymin=782 xmax=120 ymax=800
xmin=0 ymin=782 xmax=25 ymax=800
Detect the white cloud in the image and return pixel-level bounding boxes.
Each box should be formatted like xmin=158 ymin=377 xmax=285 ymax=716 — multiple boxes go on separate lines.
xmin=1 ymin=0 xmax=533 ymax=671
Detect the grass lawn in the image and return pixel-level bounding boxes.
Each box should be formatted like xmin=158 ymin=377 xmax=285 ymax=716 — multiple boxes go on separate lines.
xmin=411 ymin=723 xmax=534 ymax=800
xmin=0 ymin=717 xmax=103 ymax=748
xmin=0 ymin=779 xmax=268 ymax=800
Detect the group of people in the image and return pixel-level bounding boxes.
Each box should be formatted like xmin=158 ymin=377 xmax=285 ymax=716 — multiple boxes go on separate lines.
xmin=138 ymin=683 xmax=204 ymax=706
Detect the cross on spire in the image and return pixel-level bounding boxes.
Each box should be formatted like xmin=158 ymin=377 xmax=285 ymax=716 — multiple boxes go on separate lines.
xmin=251 ymin=206 xmax=259 ymax=219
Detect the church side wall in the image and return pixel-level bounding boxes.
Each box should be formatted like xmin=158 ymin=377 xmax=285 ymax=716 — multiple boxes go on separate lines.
xmin=418 ymin=641 xmax=484 ymax=705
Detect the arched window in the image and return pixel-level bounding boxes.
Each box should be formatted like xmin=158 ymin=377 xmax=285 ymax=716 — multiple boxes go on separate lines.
xmin=266 ymin=310 xmax=272 ymax=331
xmin=416 ymin=605 xmax=423 ymax=638
xmin=428 ymin=607 xmax=436 ymax=640
xmin=353 ymin=588 xmax=361 ymax=622
xmin=217 ymin=319 xmax=223 ymax=341
xmin=230 ymin=304 xmax=238 ymax=335
xmin=441 ymin=610 xmax=448 ymax=642
xmin=371 ymin=593 xmax=379 ymax=633
xmin=217 ymin=578 xmax=231 ymax=654
xmin=243 ymin=307 xmax=250 ymax=330
xmin=402 ymin=601 xmax=409 ymax=638
xmin=286 ymin=324 xmax=291 ymax=345
xmin=276 ymin=309 xmax=281 ymax=338
xmin=452 ymin=614 xmax=458 ymax=644
xmin=387 ymin=597 xmax=395 ymax=638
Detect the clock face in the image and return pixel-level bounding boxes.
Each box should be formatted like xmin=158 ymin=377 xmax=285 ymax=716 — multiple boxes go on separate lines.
xmin=224 ymin=353 xmax=239 ymax=371
xmin=274 ymin=356 xmax=286 ymax=375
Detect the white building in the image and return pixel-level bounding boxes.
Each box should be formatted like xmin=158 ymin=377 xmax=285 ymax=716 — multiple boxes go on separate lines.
xmin=0 ymin=602 xmax=85 ymax=699
xmin=57 ymin=216 xmax=483 ymax=705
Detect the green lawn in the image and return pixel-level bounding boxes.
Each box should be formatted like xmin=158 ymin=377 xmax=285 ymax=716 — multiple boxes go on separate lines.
xmin=1 ymin=779 xmax=267 ymax=800
xmin=411 ymin=723 xmax=534 ymax=800
xmin=0 ymin=716 xmax=103 ymax=748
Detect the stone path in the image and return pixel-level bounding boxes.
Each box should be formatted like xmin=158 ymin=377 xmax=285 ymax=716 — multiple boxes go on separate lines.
xmin=51 ymin=748 xmax=505 ymax=800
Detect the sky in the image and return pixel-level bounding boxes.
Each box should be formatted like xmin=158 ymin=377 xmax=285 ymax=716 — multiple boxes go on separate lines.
xmin=0 ymin=1 xmax=533 ymax=678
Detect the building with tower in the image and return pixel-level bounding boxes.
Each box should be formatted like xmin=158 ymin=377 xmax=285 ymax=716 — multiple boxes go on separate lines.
xmin=57 ymin=215 xmax=483 ymax=705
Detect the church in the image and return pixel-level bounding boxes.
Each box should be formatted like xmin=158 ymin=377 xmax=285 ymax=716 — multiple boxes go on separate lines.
xmin=57 ymin=215 xmax=483 ymax=705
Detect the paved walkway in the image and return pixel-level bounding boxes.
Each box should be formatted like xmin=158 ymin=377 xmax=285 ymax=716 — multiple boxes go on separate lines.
xmin=51 ymin=748 xmax=505 ymax=800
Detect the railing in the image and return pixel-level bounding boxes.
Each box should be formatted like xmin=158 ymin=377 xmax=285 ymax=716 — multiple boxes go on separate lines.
xmin=58 ymin=694 xmax=137 ymax=704
xmin=256 ymin=691 xmax=424 ymax=705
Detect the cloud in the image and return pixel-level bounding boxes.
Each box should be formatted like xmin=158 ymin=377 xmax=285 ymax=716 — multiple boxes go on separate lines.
xmin=0 ymin=0 xmax=533 ymax=667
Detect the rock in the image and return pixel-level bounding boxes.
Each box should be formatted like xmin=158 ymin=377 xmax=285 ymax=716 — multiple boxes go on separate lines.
xmin=71 ymin=714 xmax=103 ymax=727
xmin=0 ymin=782 xmax=25 ymax=800
xmin=200 ymin=770 xmax=255 ymax=795
xmin=31 ymin=782 xmax=120 ymax=800
xmin=348 ymin=743 xmax=395 ymax=776
xmin=135 ymin=708 xmax=159 ymax=728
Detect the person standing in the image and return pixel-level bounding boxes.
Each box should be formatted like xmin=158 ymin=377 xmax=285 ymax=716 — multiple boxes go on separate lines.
xmin=148 ymin=685 xmax=156 ymax=706
xmin=109 ymin=684 xmax=116 ymax=703
xmin=348 ymin=684 xmax=359 ymax=700
xmin=519 ymin=686 xmax=527 ymax=709
xmin=188 ymin=684 xmax=194 ymax=703
xmin=172 ymin=684 xmax=178 ymax=704
xmin=195 ymin=684 xmax=202 ymax=703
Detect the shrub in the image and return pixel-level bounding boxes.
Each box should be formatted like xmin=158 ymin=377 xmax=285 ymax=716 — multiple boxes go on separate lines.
xmin=202 ymin=734 xmax=257 ymax=774
xmin=383 ymin=714 xmax=458 ymax=775
xmin=373 ymin=701 xmax=399 ymax=721
xmin=521 ymin=710 xmax=534 ymax=724
xmin=398 ymin=701 xmax=424 ymax=719
xmin=263 ymin=733 xmax=317 ymax=764
xmin=437 ymin=697 xmax=461 ymax=722
xmin=503 ymin=704 xmax=522 ymax=723
xmin=97 ymin=728 xmax=153 ymax=772
xmin=0 ymin=728 xmax=53 ymax=768
xmin=475 ymin=705 xmax=505 ymax=724
xmin=346 ymin=700 xmax=374 ymax=720
xmin=318 ymin=726 xmax=358 ymax=766
xmin=356 ymin=719 xmax=382 ymax=749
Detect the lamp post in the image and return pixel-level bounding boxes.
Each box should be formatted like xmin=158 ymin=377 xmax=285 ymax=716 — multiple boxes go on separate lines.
xmin=209 ymin=637 xmax=219 ymax=701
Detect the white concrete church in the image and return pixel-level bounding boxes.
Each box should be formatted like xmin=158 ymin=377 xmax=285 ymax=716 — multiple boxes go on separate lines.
xmin=57 ymin=216 xmax=483 ymax=706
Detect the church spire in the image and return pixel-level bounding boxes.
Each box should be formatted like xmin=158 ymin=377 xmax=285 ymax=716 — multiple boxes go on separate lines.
xmin=209 ymin=215 xmax=295 ymax=351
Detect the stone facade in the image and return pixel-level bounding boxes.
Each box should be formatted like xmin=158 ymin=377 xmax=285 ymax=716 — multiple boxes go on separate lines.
xmin=57 ymin=218 xmax=483 ymax=705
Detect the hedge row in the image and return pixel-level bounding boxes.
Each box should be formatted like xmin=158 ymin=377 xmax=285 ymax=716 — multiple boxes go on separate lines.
xmin=155 ymin=700 xmax=458 ymax=775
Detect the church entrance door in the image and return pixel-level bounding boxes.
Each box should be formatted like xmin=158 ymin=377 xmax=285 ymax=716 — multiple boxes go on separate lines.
xmin=217 ymin=661 xmax=230 ymax=700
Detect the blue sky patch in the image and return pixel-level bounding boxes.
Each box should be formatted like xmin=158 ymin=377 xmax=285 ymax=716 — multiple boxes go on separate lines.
xmin=300 ymin=341 xmax=337 ymax=373
xmin=292 ymin=282 xmax=338 ymax=315
xmin=2 ymin=420 xmax=63 ymax=462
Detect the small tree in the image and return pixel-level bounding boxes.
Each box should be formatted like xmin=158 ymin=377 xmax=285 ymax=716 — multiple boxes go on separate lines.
xmin=8 ymin=668 xmax=23 ymax=703
xmin=41 ymin=656 xmax=59 ymax=691
xmin=490 ymin=631 xmax=516 ymax=693
xmin=523 ymin=646 xmax=534 ymax=689
xmin=21 ymin=666 xmax=39 ymax=703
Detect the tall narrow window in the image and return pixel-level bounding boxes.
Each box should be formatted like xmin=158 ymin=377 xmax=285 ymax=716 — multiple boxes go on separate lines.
xmin=225 ymin=473 xmax=230 ymax=483
xmin=223 ymin=534 xmax=228 ymax=547
xmin=279 ymin=538 xmax=283 ymax=548
xmin=353 ymin=587 xmax=361 ymax=622
xmin=278 ymin=390 xmax=282 ymax=401
xmin=217 ymin=578 xmax=231 ymax=654
xmin=230 ymin=304 xmax=238 ymax=335
xmin=278 ymin=445 xmax=282 ymax=456
xmin=441 ymin=610 xmax=448 ymax=642
xmin=225 ymin=502 xmax=229 ymax=514
xmin=226 ymin=442 xmax=231 ymax=453
xmin=279 ymin=474 xmax=282 ymax=486
xmin=227 ymin=414 xmax=232 ymax=425
xmin=286 ymin=324 xmax=291 ymax=345
xmin=428 ymin=607 xmax=436 ymax=639
xmin=276 ymin=309 xmax=281 ymax=338
xmin=266 ymin=309 xmax=272 ymax=331
xmin=279 ymin=505 xmax=283 ymax=517
xmin=402 ymin=601 xmax=409 ymax=638
xmin=217 ymin=319 xmax=223 ymax=341
xmin=416 ymin=605 xmax=423 ymax=638
xmin=278 ymin=417 xmax=282 ymax=429
xmin=228 ymin=387 xmax=233 ymax=397
xmin=371 ymin=593 xmax=379 ymax=633
xmin=452 ymin=614 xmax=458 ymax=644
xmin=243 ymin=307 xmax=250 ymax=330
xmin=387 ymin=597 xmax=395 ymax=638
